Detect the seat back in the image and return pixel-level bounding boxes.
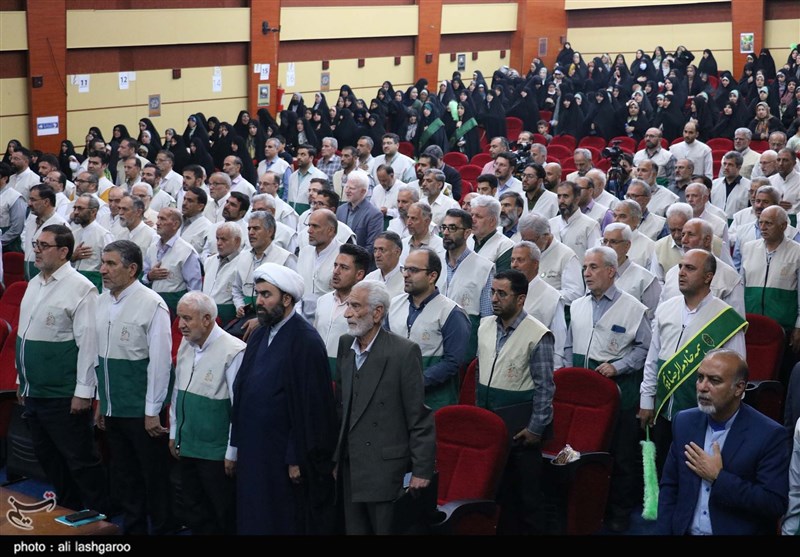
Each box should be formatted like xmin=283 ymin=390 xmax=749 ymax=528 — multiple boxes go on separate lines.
xmin=707 ymin=138 xmax=734 ymax=151
xmin=505 ymin=117 xmax=523 ymax=141
xmin=443 ymin=152 xmax=469 ymax=169
xmin=171 ymin=317 xmax=183 ymax=366
xmin=609 ymin=136 xmax=636 ymax=152
xmin=538 ymin=111 xmax=553 ymax=124
xmin=398 ymin=141 xmax=415 ymax=158
xmin=750 ymin=139 xmax=769 ymax=152
xmin=0 ymin=326 xmax=17 ymax=392
xmin=470 ymin=153 xmax=492 ymax=168
xmin=435 ymin=405 xmax=509 ymax=505
xmin=578 ymin=136 xmax=607 ymax=151
xmin=2 ymin=252 xmax=25 ymax=288
xmin=542 ymin=367 xmax=620 ymax=455
xmin=458 ymin=164 xmax=483 ymax=183
xmin=532 ymin=133 xmax=549 ymax=145
xmin=0 ymin=281 xmax=27 ymax=330
xmin=459 ymin=358 xmax=477 ymax=405
xmin=547 ymin=144 xmax=573 ymax=161
xmin=549 ymin=134 xmax=575 ymax=151
xmin=745 ymin=313 xmax=784 ymax=381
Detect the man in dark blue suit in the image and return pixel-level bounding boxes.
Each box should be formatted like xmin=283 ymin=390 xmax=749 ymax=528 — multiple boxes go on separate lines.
xmin=336 ymin=169 xmax=383 ymax=272
xmin=657 ymin=349 xmax=791 ymax=535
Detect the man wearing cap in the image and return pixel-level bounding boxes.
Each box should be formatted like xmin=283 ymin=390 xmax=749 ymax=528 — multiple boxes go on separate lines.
xmin=231 ymin=262 xmax=337 ymax=535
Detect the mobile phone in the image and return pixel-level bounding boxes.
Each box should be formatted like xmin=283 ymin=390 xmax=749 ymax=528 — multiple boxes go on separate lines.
xmin=63 ymin=510 xmax=100 ymax=523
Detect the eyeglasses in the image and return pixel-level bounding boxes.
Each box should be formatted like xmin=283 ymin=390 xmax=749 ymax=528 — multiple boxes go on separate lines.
xmin=625 ymin=193 xmax=648 ymax=200
xmin=32 ymin=241 xmax=59 ymax=251
xmin=74 ymin=179 xmax=91 ymax=184
xmin=601 ymin=238 xmax=628 ymax=246
xmin=402 ymin=267 xmax=430 ymax=275
xmin=440 ymin=225 xmax=466 ymax=233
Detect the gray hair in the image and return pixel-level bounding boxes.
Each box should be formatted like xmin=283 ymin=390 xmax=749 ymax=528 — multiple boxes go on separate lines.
xmin=723 ymin=151 xmax=743 ymax=167
xmin=322 ymin=136 xmax=338 ymax=150
xmin=351 ymin=280 xmax=391 ymax=314
xmin=585 ymin=246 xmax=618 ymax=271
xmin=518 ymin=212 xmax=551 ymax=237
xmin=762 ymin=204 xmax=789 ymax=226
xmin=756 ymin=185 xmax=782 ymax=204
xmin=252 ymin=193 xmax=276 ymax=210
xmin=666 ymin=202 xmax=693 ymax=220
xmin=530 ymin=143 xmax=547 ymax=158
xmin=424 ymin=168 xmax=446 ymax=185
xmin=210 ymin=172 xmax=232 ymax=188
xmin=178 ymin=291 xmax=218 ymax=321
xmin=131 ymin=182 xmax=153 ymax=197
xmin=514 ymin=240 xmax=541 ymax=262
xmin=410 ymin=202 xmax=433 ymax=222
xmin=161 ymin=207 xmax=183 ymax=226
xmin=604 ymin=222 xmax=632 ymax=241
xmin=266 ymin=137 xmax=281 ymax=149
xmin=248 ymin=210 xmax=276 ymax=232
xmin=127 ymin=194 xmax=146 ymax=214
xmin=573 ymin=148 xmax=592 ymax=161
xmin=397 ymin=185 xmax=420 ymax=202
xmin=358 ymin=135 xmax=374 ymax=149
xmin=685 ymin=217 xmax=714 ymax=240
xmin=586 ymin=168 xmax=606 ymax=189
xmin=686 ymin=182 xmax=709 ymax=197
xmin=470 ymin=194 xmax=501 ymax=220
xmin=347 ymin=169 xmax=369 ymax=191
xmin=78 ymin=193 xmax=100 ymax=211
xmin=78 ymin=172 xmax=99 ymax=189
xmin=216 ymin=221 xmax=243 ymax=241
xmin=734 ymin=128 xmax=752 ymax=140
xmin=619 ymin=199 xmax=642 ymax=224
xmin=627 ymin=179 xmax=651 ymax=197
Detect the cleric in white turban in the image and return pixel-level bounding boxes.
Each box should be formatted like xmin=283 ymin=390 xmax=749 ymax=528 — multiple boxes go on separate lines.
xmin=253 ymin=262 xmax=305 ymax=303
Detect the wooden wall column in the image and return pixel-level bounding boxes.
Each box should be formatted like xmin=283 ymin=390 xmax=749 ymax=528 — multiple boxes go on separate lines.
xmin=25 ymin=0 xmax=67 ymax=152
xmin=249 ymin=0 xmax=282 ymax=117
xmin=512 ymin=0 xmax=567 ymax=73
xmin=731 ymin=0 xmax=764 ymax=74
xmin=414 ymin=0 xmax=442 ymax=89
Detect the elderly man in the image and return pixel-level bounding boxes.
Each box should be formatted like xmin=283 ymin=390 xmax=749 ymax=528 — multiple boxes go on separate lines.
xmin=204 ymin=172 xmax=232 ymax=224
xmin=685 ymin=182 xmax=730 ymax=254
xmin=337 ymin=280 xmax=435 ymax=535
xmin=730 ymin=178 xmax=768 ymax=250
xmin=257 ymin=171 xmax=299 ymax=231
xmin=566 ymin=246 xmax=651 ymax=533
xmin=203 ymin=222 xmax=243 ymax=324
xmin=386 ymin=185 xmax=419 ymax=239
xmin=317 ymin=136 xmax=342 ymax=185
xmin=660 ymin=218 xmax=745 ymax=316
xmin=519 ymin=212 xmax=583 ymax=304
xmin=179 ymin=186 xmax=212 ymax=255
xmin=169 ymin=292 xmax=246 ymax=535
xmin=96 ymin=240 xmax=173 ymax=534
xmin=725 ymin=128 xmax=761 ymax=179
xmin=336 ymin=169 xmax=383 ymax=264
xmin=657 ymin=350 xmax=790 ymax=536
xmin=155 ymin=150 xmax=183 ymax=198
xmin=565 ymin=148 xmax=594 ymax=182
xmin=223 ymin=156 xmax=256 ymax=199
xmin=468 ymin=194 xmax=515 ymax=271
xmin=711 ymin=151 xmax=751 ymax=219
xmin=732 ymin=184 xmax=800 ymax=271
xmin=550 ymin=181 xmax=600 ymax=262
xmin=634 ymin=127 xmax=676 ymax=188
xmin=231 ymin=262 xmax=337 ymax=534
xmin=437 ymin=208 xmax=494 ymax=361
xmin=388 ymin=247 xmax=470 ymax=410
xmin=510 ymin=241 xmax=567 ymax=368
xmin=653 ymin=202 xmax=693 ymax=282
xmin=331 ymin=145 xmax=359 ymax=199
xmin=520 ymin=163 xmax=558 ymax=218
xmin=22 ymin=184 xmax=68 ymax=280
xmin=140 ymin=164 xmax=176 ymax=212
xmin=587 ymin=168 xmax=620 ymax=212
xmin=611 ymin=199 xmax=656 ymax=270
xmin=771 ymin=149 xmax=800 ymax=214
xmin=370 ymin=133 xmax=417 ymax=184
xmin=297 ymin=209 xmax=341 ymax=319
xmin=480 ymin=137 xmax=511 ymax=175
xmin=669 ymin=121 xmax=712 ymax=179
xmin=298 ymin=189 xmax=356 ymax=248
xmin=17 ymin=224 xmax=107 ymax=515
xmin=121 ymin=155 xmax=144 ymax=191
xmin=314 ymin=243 xmax=369 ymax=376
xmin=577 ymin=175 xmax=608 ymax=225
xmin=640 ymin=249 xmax=747 ymax=475
xmin=256 ymin=138 xmax=292 ymax=190
xmin=419 ymin=168 xmax=459 ymax=227
xmin=637 ymin=160 xmax=679 ymax=217
xmin=741 ymin=205 xmax=800 ymax=357
xmin=602 ymin=222 xmax=661 ymax=320
xmin=365 ymin=231 xmax=404 ymax=297
xmin=131 ymin=183 xmax=159 ymax=226
xmin=399 ymin=202 xmax=445 ymax=266
xmin=251 ymin=193 xmax=298 ymax=254
xmin=231 ymin=211 xmax=297 ymax=338
xmin=371 ymin=164 xmax=404 ymax=221
xmin=70 ymin=194 xmax=114 ymax=291
xmin=670 ymin=158 xmax=695 ymax=201
xmin=142 ymin=207 xmax=202 ymax=315
xmin=117 ymin=194 xmax=157 ymax=256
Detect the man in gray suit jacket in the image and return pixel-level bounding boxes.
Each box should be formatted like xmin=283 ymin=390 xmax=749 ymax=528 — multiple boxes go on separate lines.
xmin=334 ymin=280 xmax=436 ymax=534
xmin=336 ymin=169 xmax=383 ymax=271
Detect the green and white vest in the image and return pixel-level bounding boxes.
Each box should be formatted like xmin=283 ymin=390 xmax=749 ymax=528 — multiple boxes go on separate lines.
xmin=524 ymin=277 xmax=560 ymax=329
xmin=202 ymin=253 xmax=239 ymax=324
xmin=742 ymin=238 xmax=800 ymax=329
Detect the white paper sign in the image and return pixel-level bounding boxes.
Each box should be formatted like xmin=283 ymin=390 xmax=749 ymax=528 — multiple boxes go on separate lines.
xmin=286 ymin=63 xmax=295 ymax=87
xmin=128 ymin=72 xmax=136 ymax=81
xmin=260 ymin=64 xmax=270 ymax=80
xmin=254 ymin=64 xmax=261 ymax=74
xmin=214 ymin=66 xmax=222 ymax=77
xmin=36 ymin=116 xmax=59 ymax=137
xmin=212 ymin=75 xmax=222 ymax=93
xmin=118 ymin=72 xmax=129 ymax=90
xmin=77 ymin=75 xmax=90 ymax=93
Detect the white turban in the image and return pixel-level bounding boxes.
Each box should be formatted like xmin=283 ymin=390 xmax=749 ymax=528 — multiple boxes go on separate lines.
xmin=252 ymin=262 xmax=305 ymax=302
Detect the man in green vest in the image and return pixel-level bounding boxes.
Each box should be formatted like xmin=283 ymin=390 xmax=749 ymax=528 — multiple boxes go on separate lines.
xmin=476 ymin=268 xmax=554 ymax=534
xmin=640 ymin=249 xmax=747 ymax=476
xmin=70 ymin=194 xmax=113 ymax=292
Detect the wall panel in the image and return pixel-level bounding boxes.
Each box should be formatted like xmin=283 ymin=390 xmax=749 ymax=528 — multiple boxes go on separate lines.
xmin=279 ymin=6 xmax=417 ymax=41
xmin=764 ymin=19 xmax=799 ymax=67
xmin=566 ymin=0 xmax=726 ymax=8
xmin=0 ymin=77 xmax=29 ymax=146
xmin=0 ymin=11 xmax=26 ymax=51
xmin=440 ymin=3 xmax=517 ymax=34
